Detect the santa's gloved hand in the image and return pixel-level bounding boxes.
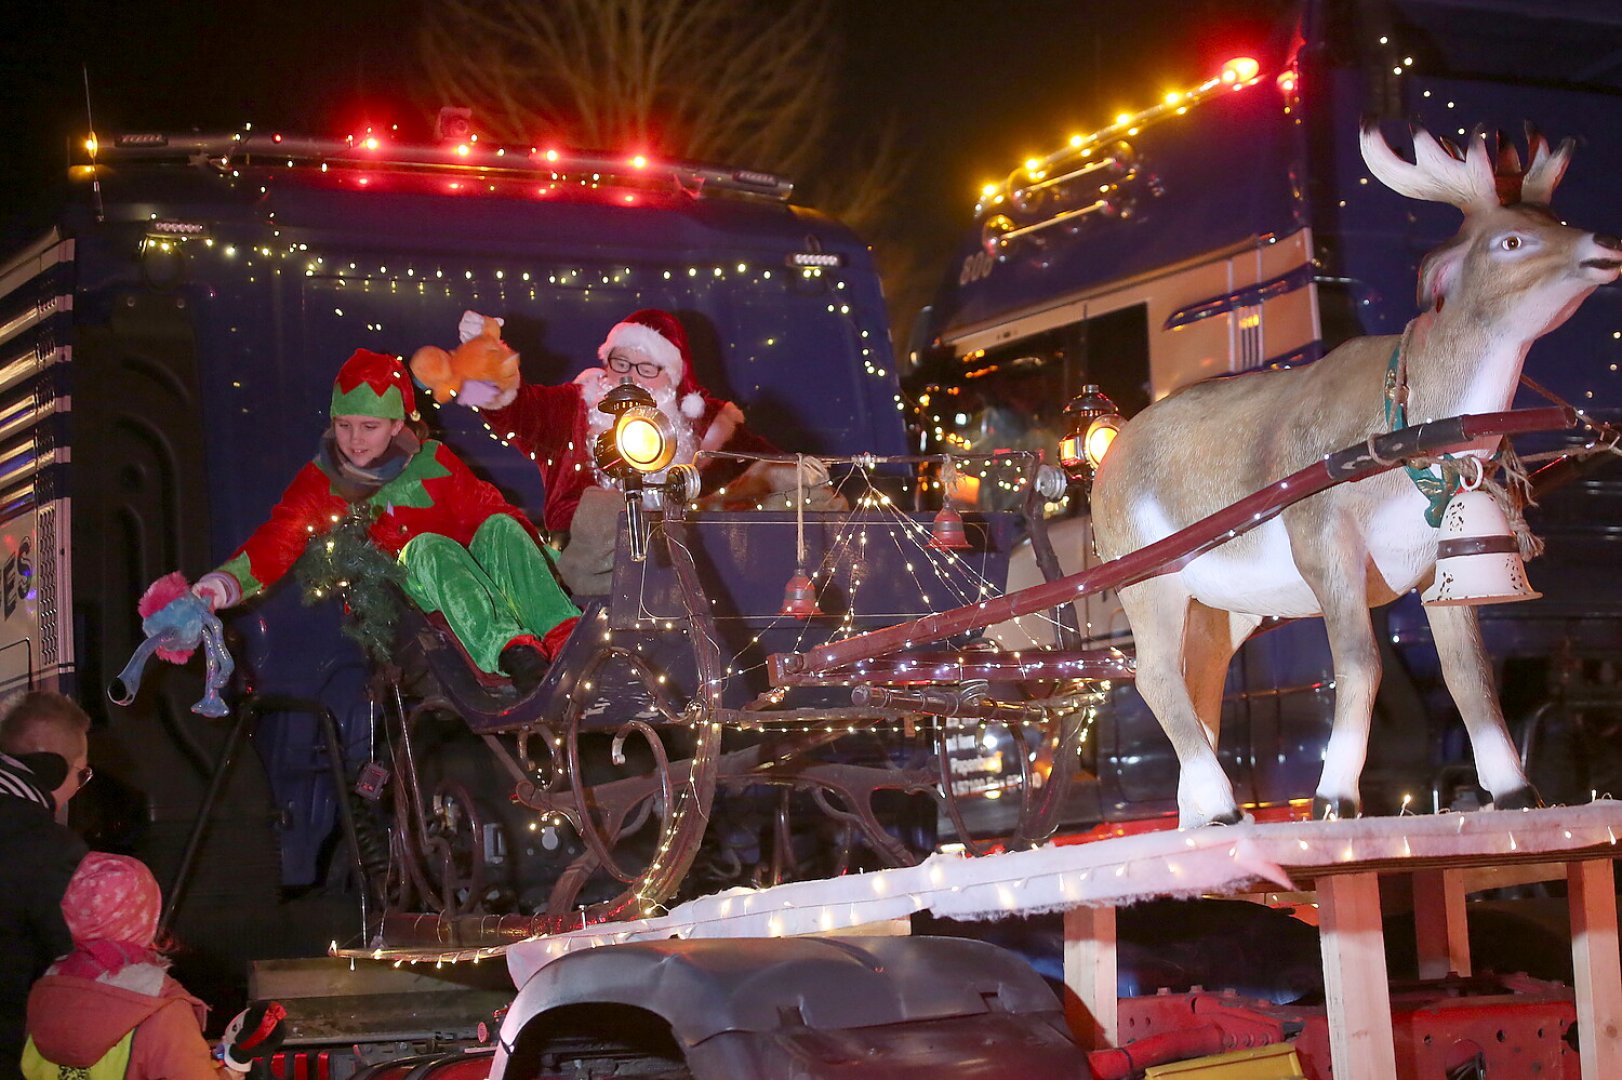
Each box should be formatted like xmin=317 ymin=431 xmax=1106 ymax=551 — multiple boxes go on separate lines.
xmin=763 ymin=456 xmax=831 ymax=493
xmin=793 ymin=456 xmax=831 ymax=490
xmin=218 ymin=1001 xmax=288 ymax=1073
xmin=455 ymin=379 xmax=506 ymax=409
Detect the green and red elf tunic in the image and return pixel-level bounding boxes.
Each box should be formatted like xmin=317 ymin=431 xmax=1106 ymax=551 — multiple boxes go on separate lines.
xmin=197 ymin=350 xmax=578 ymax=675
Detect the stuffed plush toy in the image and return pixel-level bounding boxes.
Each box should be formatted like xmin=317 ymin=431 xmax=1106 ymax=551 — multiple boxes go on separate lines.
xmin=409 ymin=310 xmax=522 ymax=404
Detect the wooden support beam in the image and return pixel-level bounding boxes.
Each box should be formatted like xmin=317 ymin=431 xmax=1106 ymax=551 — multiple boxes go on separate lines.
xmin=1062 ymin=904 xmax=1117 ymax=1050
xmin=1317 ymin=872 xmax=1397 ymax=1080
xmin=1568 ymin=858 xmax=1622 ymax=1079
xmin=1412 ymin=867 xmax=1470 ymax=979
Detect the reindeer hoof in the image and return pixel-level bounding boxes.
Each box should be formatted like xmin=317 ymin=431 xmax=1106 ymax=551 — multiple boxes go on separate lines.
xmin=1179 ymin=806 xmax=1248 ymax=828
xmin=1492 ymin=785 xmax=1544 ymax=811
xmin=1312 ymin=796 xmax=1359 ymax=821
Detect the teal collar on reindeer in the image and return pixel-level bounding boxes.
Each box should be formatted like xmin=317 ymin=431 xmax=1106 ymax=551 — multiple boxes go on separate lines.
xmin=1383 ymin=342 xmax=1466 ymax=528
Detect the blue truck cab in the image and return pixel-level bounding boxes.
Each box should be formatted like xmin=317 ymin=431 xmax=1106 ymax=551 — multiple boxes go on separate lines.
xmin=910 ymin=0 xmax=1622 ymax=827
xmin=0 ymin=127 xmax=903 ymax=969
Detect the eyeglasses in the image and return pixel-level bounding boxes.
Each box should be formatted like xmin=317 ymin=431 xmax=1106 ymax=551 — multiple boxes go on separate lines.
xmin=606 ymin=354 xmax=663 ymax=380
xmin=76 ymin=765 xmax=93 ymax=786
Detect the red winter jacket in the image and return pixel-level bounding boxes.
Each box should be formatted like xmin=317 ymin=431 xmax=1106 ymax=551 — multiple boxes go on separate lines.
xmin=26 ymin=969 xmax=222 ymax=1080
xmin=210 ymin=439 xmax=538 ymax=602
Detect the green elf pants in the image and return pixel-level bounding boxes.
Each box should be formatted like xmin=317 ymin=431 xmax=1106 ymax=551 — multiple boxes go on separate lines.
xmin=399 ymin=514 xmax=580 ymax=674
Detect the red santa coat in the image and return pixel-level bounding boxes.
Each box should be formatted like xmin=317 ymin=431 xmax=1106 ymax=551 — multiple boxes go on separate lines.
xmin=213 ymin=439 xmax=538 ymax=600
xmin=478 ymin=383 xmax=774 ymax=534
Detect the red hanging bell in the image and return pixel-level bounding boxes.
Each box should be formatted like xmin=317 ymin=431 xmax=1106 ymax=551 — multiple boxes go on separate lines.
xmin=928 ymin=505 xmax=972 ymax=550
xmin=779 ymin=568 xmax=821 ymax=619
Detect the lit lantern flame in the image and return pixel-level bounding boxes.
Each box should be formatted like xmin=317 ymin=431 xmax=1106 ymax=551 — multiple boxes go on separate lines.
xmin=1085 ymin=416 xmax=1121 ymax=468
xmin=615 ymin=407 xmax=675 ymax=473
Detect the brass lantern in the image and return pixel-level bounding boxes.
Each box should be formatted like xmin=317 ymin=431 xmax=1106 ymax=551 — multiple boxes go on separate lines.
xmin=1058 ymin=385 xmax=1123 ymax=482
xmin=593 ymin=379 xmax=676 ymax=481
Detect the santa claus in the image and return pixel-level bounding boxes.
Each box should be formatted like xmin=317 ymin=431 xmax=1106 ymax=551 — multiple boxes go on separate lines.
xmin=442 ymin=309 xmax=818 ymax=593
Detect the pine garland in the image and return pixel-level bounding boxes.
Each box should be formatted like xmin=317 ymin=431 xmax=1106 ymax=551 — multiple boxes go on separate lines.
xmin=293 ymin=505 xmax=408 ymax=661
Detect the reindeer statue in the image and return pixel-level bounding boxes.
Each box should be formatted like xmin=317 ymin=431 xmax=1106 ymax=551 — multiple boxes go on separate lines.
xmin=1090 ymin=122 xmax=1621 ymax=828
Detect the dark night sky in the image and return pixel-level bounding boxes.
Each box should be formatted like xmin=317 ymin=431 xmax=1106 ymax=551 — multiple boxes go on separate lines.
xmin=2 ymin=1 xmax=1287 ymax=309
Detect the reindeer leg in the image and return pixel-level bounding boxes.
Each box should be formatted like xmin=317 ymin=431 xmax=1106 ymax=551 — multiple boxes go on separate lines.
xmin=1304 ymin=549 xmax=1385 ymax=821
xmin=1119 ymin=579 xmax=1244 ymax=827
xmin=1184 ymin=604 xmax=1263 ymax=750
xmin=1423 ymin=603 xmax=1540 ymax=810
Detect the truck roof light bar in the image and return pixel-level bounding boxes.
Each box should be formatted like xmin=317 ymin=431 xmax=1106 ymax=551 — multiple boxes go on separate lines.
xmin=974 ymin=56 xmax=1264 ymax=219
xmin=86 ymin=131 xmax=795 ymax=202
xmin=787 ymin=252 xmax=846 ymax=268
xmin=147 ymin=219 xmax=209 ymax=239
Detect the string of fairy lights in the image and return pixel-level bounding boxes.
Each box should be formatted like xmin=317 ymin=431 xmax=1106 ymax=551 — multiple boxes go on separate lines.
xmin=974 ymin=55 xmax=1265 ymax=220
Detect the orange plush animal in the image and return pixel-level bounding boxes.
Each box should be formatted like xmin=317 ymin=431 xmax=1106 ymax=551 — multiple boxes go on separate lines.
xmin=409 ymin=310 xmax=521 ymax=404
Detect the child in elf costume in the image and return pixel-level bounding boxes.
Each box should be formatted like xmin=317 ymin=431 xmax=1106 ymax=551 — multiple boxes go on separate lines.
xmin=178 ymin=348 xmax=578 ymax=691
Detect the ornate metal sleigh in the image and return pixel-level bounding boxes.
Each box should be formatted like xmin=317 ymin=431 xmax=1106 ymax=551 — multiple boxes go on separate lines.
xmin=365 ymin=405 xmax=1588 ymax=952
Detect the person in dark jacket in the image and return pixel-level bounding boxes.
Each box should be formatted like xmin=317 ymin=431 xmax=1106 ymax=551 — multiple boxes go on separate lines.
xmin=0 ymin=692 xmax=91 ymax=1080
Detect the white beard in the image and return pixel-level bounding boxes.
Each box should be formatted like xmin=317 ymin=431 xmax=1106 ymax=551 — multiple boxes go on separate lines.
xmin=578 ymin=370 xmax=700 ymax=490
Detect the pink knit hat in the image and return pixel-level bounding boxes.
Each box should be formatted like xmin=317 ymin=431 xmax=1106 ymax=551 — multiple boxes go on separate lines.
xmin=62 ymin=852 xmax=162 ymax=950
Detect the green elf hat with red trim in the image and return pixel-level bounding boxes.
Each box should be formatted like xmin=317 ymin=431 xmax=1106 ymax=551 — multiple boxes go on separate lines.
xmin=330 ymin=349 xmax=419 ymax=421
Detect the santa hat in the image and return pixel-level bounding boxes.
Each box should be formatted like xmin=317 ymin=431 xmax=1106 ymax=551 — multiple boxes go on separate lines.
xmin=598 ymin=309 xmax=706 ymax=419
xmin=330 ymin=348 xmax=418 ymax=421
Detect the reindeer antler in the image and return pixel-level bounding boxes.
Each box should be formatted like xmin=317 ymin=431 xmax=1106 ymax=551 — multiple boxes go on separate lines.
xmin=1359 ymin=121 xmax=1500 ymax=214
xmin=1519 ymin=124 xmax=1573 ymax=206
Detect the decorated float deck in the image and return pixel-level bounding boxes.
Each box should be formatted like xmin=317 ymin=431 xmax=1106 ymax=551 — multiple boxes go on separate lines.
xmin=355 ymin=800 xmax=1622 ymax=1080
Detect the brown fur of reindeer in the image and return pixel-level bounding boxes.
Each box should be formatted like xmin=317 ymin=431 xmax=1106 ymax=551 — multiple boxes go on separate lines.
xmin=1090 ymin=121 xmax=1621 ymax=828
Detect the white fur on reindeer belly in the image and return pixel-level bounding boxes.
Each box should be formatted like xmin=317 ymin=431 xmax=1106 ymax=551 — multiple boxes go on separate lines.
xmin=1364 ymin=485 xmax=1444 ymax=594
xmin=1139 ymin=482 xmax=1441 ymax=615
xmin=1179 ymin=517 xmax=1323 ymax=616
xmin=1133 ymin=497 xmax=1321 ymax=616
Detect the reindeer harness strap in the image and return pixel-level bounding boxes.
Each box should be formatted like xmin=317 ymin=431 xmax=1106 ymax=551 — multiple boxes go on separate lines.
xmin=1383 ymin=327 xmax=1474 ymax=527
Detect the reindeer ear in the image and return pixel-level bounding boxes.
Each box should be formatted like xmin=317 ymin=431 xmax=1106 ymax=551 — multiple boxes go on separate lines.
xmin=1418 ymin=241 xmax=1467 ymax=311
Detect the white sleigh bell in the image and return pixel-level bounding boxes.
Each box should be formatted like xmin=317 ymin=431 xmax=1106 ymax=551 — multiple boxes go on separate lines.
xmin=1422 ymin=461 xmax=1540 ymax=607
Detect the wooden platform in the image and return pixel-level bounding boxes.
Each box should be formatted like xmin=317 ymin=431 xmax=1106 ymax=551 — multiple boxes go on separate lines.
xmin=496 ymin=801 xmax=1622 ymax=1078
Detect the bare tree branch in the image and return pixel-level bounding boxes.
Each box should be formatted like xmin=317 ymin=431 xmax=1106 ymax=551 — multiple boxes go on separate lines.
xmin=416 ymin=0 xmax=921 ymax=340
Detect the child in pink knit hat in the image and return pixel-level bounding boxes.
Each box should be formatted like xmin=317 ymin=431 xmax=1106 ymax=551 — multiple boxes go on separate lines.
xmin=23 ymin=854 xmax=282 ymax=1080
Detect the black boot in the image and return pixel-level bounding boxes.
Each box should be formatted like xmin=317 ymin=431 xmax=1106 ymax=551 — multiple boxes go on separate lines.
xmin=498 ymin=642 xmax=549 ymax=695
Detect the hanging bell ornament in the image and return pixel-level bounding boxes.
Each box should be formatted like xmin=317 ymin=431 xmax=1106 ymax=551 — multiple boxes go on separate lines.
xmin=928 ymin=505 xmax=972 ymax=550
xmin=1422 ymin=484 xmax=1540 ymax=607
xmin=780 ymin=568 xmax=821 ymax=619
